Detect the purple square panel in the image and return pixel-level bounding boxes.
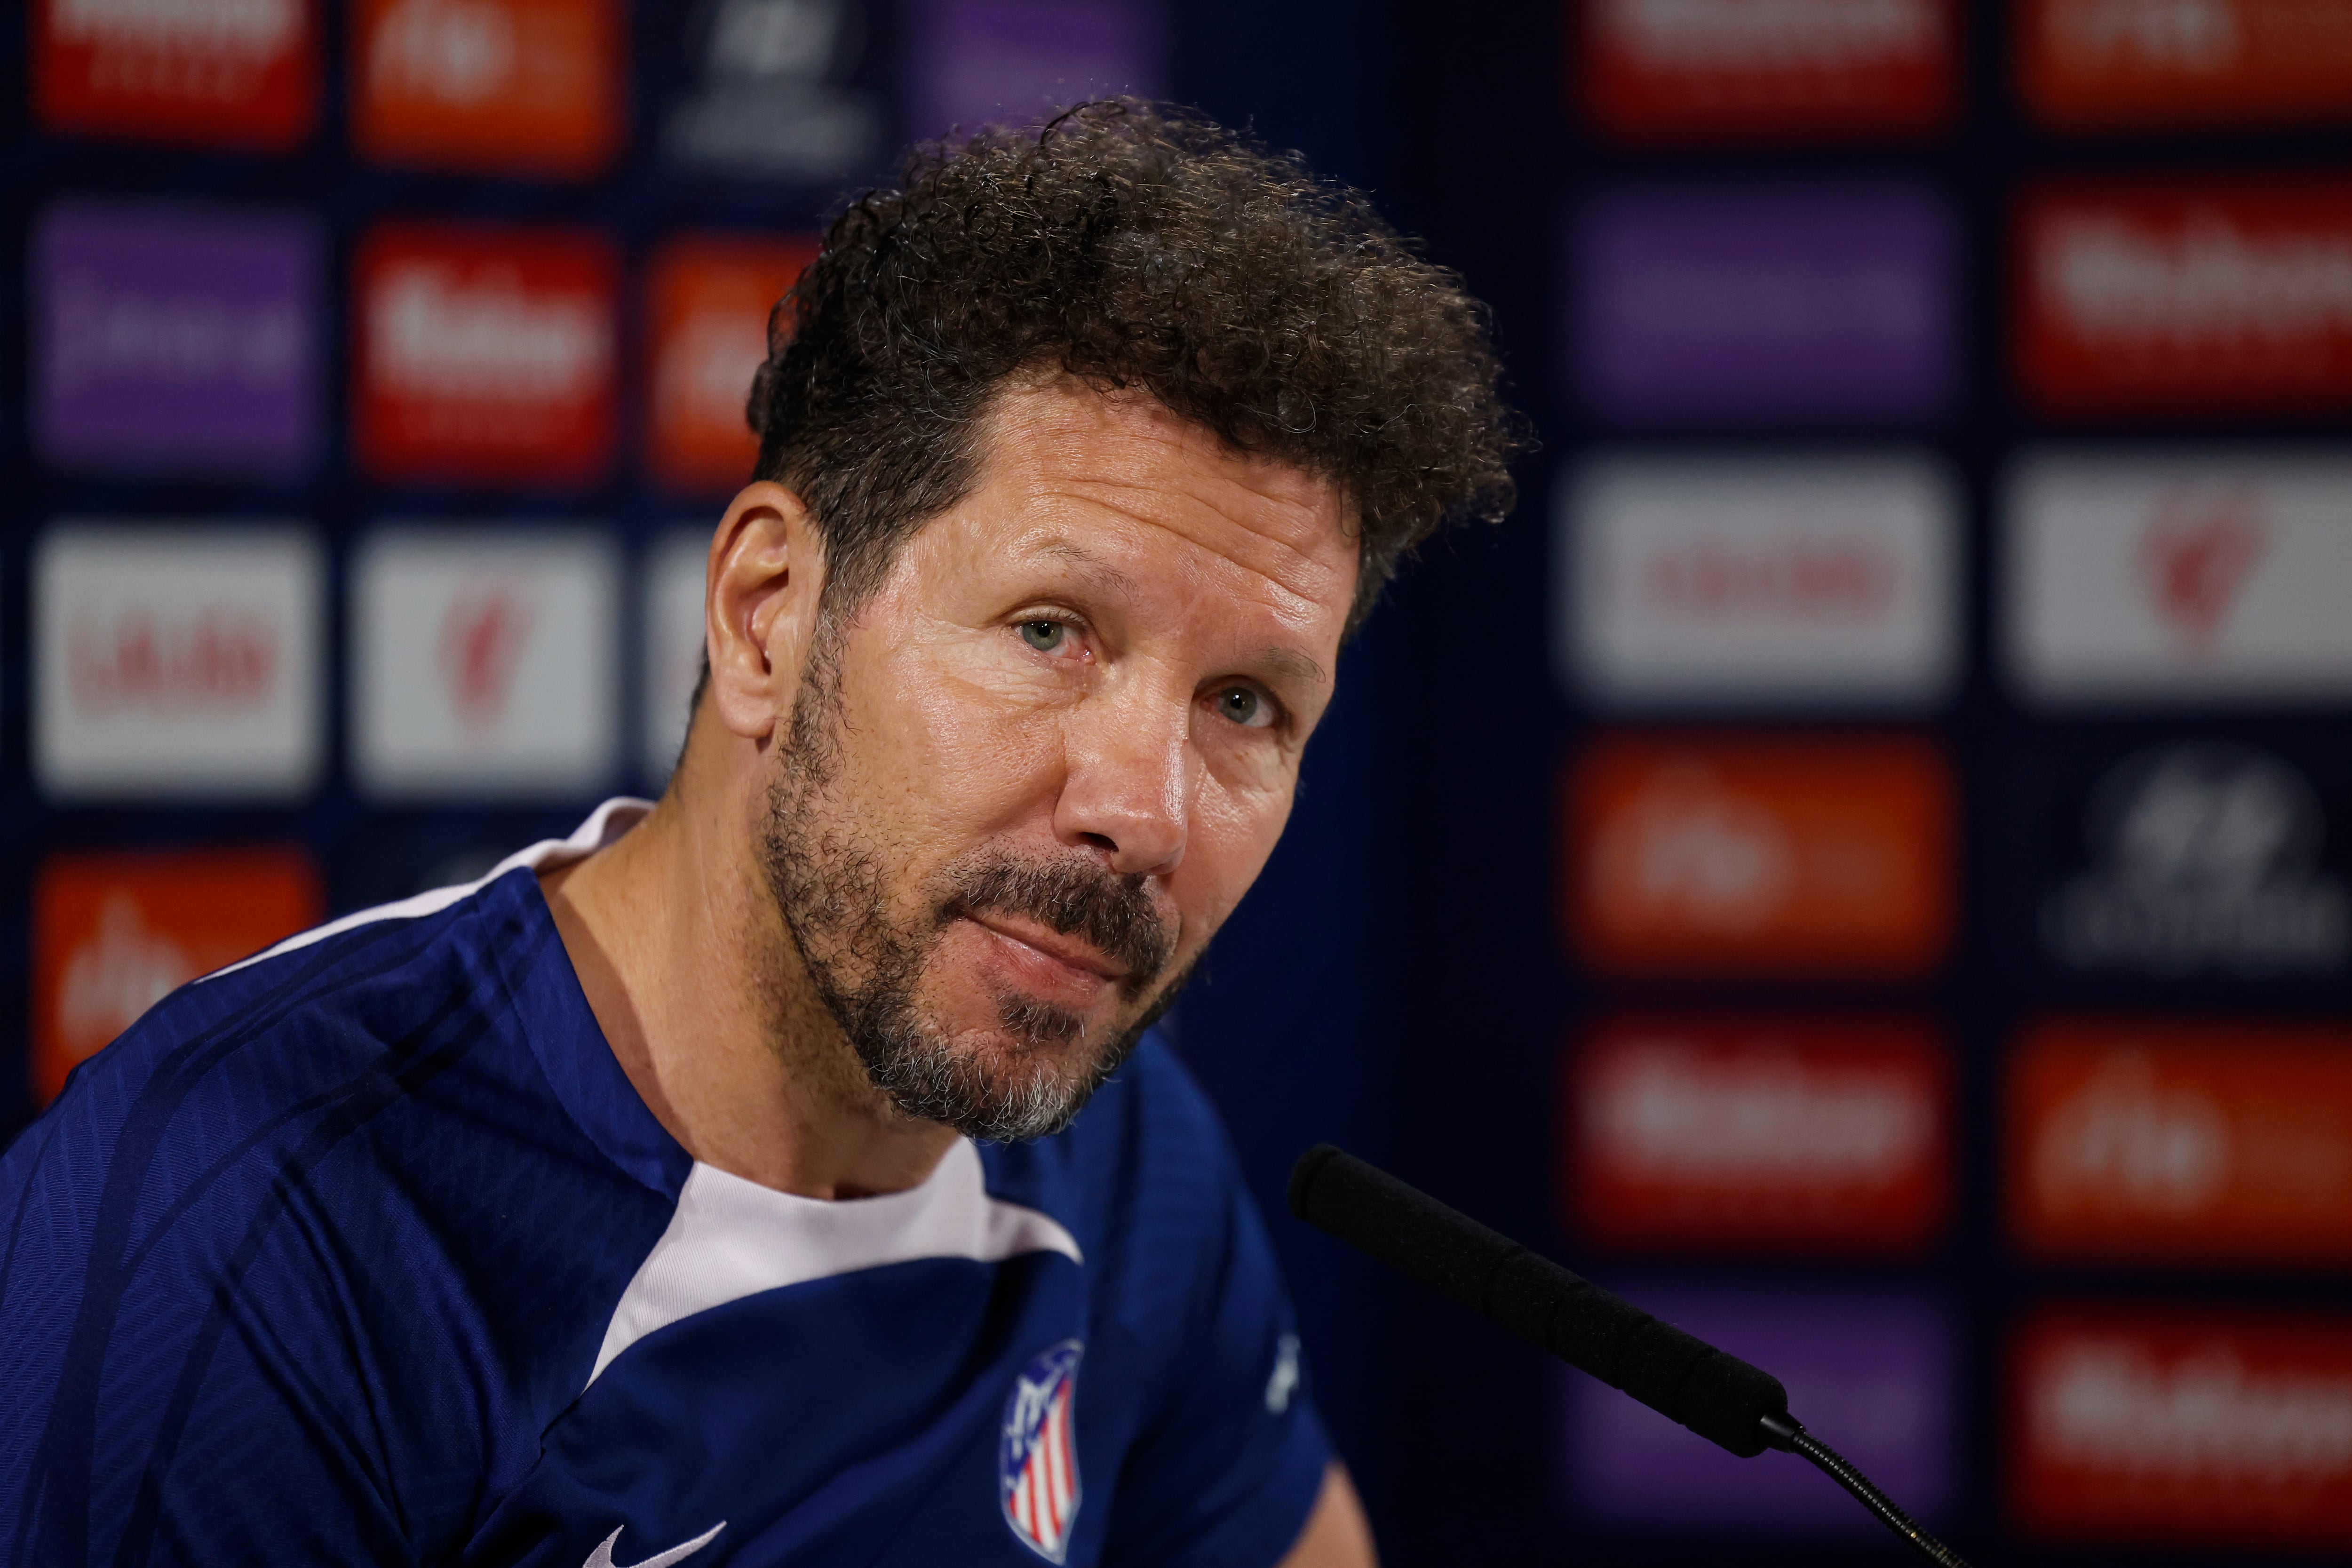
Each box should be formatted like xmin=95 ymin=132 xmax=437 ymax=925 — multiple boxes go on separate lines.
xmin=1559 ymin=1281 xmax=1956 ymax=1536
xmin=907 ymin=0 xmax=1162 ymax=139
xmin=35 ymin=202 xmax=318 ymax=475
xmin=1575 ymin=183 xmax=1956 ymax=427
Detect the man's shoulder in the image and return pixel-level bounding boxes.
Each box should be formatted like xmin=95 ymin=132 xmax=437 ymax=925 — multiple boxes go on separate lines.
xmin=0 ymin=863 xmax=682 ymax=1565
xmin=42 ymin=868 xmax=550 ymax=1123
xmin=0 ymin=868 xmax=611 ymax=1255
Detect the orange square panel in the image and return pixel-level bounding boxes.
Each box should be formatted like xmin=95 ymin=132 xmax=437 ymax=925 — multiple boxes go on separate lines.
xmin=2007 ymin=1016 xmax=2352 ymax=1269
xmin=1563 ymin=732 xmax=1954 ymax=977
xmin=354 ymin=222 xmax=620 ymax=485
xmin=2010 ymin=1303 xmax=2352 ymax=1550
xmin=353 ymin=0 xmax=622 ymax=177
xmin=32 ymin=847 xmax=321 ymax=1107
xmin=1564 ymin=1013 xmax=1954 ymax=1258
xmin=1576 ymin=0 xmax=1960 ymax=145
xmin=2018 ymin=0 xmax=2352 ymax=134
xmin=645 ymin=234 xmax=820 ymax=496
xmin=33 ymin=0 xmax=318 ymax=150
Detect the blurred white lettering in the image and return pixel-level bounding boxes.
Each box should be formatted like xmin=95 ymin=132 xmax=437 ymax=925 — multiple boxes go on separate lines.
xmin=371 ymin=264 xmax=607 ymax=400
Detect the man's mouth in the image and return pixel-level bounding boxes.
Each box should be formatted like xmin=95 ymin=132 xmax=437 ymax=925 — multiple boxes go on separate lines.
xmin=964 ymin=911 xmax=1131 ymax=984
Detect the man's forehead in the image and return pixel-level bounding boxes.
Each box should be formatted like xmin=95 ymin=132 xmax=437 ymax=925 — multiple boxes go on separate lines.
xmin=972 ymin=380 xmax=1359 ymax=616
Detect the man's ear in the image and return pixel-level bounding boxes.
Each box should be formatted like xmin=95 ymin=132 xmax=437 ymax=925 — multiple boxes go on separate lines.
xmin=705 ymin=481 xmax=827 ymax=743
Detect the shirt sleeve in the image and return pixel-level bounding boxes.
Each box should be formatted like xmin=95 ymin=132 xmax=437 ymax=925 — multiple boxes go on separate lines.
xmin=1097 ymin=1126 xmax=1335 ymax=1568
xmin=0 ymin=1014 xmax=437 ymax=1567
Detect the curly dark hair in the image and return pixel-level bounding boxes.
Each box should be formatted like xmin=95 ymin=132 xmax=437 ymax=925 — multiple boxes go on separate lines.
xmin=746 ymin=99 xmax=1520 ymax=636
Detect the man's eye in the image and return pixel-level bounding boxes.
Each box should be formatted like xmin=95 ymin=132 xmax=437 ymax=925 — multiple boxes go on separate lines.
xmin=1213 ymin=686 xmax=1274 ymax=729
xmin=1018 ymin=621 xmax=1067 ymax=654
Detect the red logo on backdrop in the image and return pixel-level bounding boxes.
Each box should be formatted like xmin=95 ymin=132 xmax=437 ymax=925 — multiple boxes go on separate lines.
xmin=1564 ymin=1015 xmax=1952 ymax=1257
xmin=439 ymin=587 xmax=534 ymax=728
xmin=2007 ymin=1018 xmax=2352 ymax=1268
xmin=2017 ymin=0 xmax=2352 ymax=134
xmin=2140 ymin=488 xmax=2267 ymax=648
xmin=31 ymin=849 xmax=321 ymax=1106
xmin=353 ymin=0 xmax=622 ymax=176
xmin=646 ymin=235 xmax=820 ymax=495
xmin=32 ymin=0 xmax=317 ymax=150
xmin=2017 ymin=178 xmax=2352 ymax=418
xmin=354 ymin=223 xmax=619 ymax=484
xmin=1575 ymin=0 xmax=1959 ymax=144
xmin=2010 ymin=1303 xmax=2352 ymax=1550
xmin=1562 ymin=733 xmax=1955 ymax=977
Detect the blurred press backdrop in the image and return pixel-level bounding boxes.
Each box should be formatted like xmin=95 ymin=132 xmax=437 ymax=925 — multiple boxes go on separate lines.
xmin=6 ymin=1 xmax=2352 ymax=1563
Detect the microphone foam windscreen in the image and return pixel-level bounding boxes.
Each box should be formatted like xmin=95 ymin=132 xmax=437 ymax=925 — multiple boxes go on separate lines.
xmin=1289 ymin=1145 xmax=1786 ymax=1458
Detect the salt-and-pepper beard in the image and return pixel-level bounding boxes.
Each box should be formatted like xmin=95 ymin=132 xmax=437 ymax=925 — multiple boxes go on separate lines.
xmin=757 ymin=628 xmax=1193 ymax=1142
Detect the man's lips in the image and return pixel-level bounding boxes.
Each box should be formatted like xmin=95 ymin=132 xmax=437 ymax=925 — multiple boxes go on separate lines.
xmin=963 ymin=912 xmax=1130 ymax=984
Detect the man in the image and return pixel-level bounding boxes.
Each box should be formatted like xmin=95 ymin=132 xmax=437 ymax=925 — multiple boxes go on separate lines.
xmin=1 ymin=103 xmax=1515 ymax=1565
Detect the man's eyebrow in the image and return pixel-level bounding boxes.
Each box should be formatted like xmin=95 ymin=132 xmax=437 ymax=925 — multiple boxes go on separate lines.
xmin=1035 ymin=539 xmax=1141 ymax=597
xmin=1032 ymin=537 xmax=1327 ymax=685
xmin=1249 ymin=646 xmax=1329 ymax=687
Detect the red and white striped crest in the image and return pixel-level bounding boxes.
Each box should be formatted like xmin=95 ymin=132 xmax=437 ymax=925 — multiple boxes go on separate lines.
xmin=999 ymin=1339 xmax=1084 ymax=1562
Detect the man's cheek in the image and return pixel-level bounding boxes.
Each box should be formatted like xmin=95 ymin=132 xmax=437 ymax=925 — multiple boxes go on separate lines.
xmin=917 ymin=709 xmax=1067 ymax=834
xmin=1195 ymin=779 xmax=1292 ymax=891
xmin=832 ymin=680 xmax=1025 ymax=839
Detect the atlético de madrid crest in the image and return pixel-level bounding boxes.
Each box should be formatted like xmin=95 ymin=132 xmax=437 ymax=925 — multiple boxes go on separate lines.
xmin=1000 ymin=1339 xmax=1083 ymax=1562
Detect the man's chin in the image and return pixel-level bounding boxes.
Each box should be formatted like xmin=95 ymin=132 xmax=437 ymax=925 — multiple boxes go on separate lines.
xmin=856 ymin=1006 xmax=1141 ymax=1143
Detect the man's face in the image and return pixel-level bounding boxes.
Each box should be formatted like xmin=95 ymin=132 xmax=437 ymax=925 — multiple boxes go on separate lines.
xmin=760 ymin=380 xmax=1358 ymax=1140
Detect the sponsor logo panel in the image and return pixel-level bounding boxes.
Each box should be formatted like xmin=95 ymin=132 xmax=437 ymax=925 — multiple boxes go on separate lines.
xmin=350 ymin=526 xmax=620 ymax=800
xmin=34 ymin=202 xmax=317 ymax=475
xmin=2018 ymin=0 xmax=2352 ymax=133
xmin=645 ymin=235 xmax=818 ymax=495
xmin=353 ymin=0 xmax=622 ymax=176
xmin=2032 ymin=740 xmax=2351 ymax=982
xmin=1564 ymin=733 xmax=1955 ymax=976
xmin=1562 ymin=452 xmax=1958 ymax=709
xmin=354 ymin=223 xmax=619 ymax=484
xmin=2009 ymin=1303 xmax=2352 ymax=1548
xmin=1576 ymin=182 xmax=1956 ymax=426
xmin=35 ymin=522 xmax=324 ymax=801
xmin=2008 ymin=1016 xmax=2352 ymax=1267
xmin=642 ymin=528 xmax=711 ymax=788
xmin=662 ymin=0 xmax=883 ymax=183
xmin=1578 ymin=0 xmax=1958 ymax=143
xmin=907 ymin=0 xmax=1163 ymax=141
xmin=2006 ymin=451 xmax=2352 ymax=704
xmin=32 ymin=0 xmax=316 ymax=148
xmin=2017 ymin=179 xmax=2352 ymax=417
xmin=1564 ymin=1282 xmax=1955 ymax=1533
xmin=1564 ymin=1014 xmax=1953 ymax=1257
xmin=32 ymin=847 xmax=321 ymax=1106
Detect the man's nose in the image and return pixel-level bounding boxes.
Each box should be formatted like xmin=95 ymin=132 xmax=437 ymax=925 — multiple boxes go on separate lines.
xmin=1054 ymin=692 xmax=1192 ymax=878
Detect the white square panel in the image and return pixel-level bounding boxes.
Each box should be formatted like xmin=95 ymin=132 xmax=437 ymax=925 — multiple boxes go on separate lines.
xmin=2006 ymin=451 xmax=2352 ymax=706
xmin=351 ymin=525 xmax=620 ymax=800
xmin=35 ymin=522 xmax=324 ymax=800
xmin=1561 ymin=453 xmax=1959 ymax=709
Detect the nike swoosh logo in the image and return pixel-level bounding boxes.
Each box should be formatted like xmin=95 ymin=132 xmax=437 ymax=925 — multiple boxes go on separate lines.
xmin=582 ymin=1521 xmax=725 ymax=1568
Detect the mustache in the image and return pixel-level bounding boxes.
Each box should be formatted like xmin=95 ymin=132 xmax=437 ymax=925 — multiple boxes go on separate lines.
xmin=940 ymin=852 xmax=1176 ymax=993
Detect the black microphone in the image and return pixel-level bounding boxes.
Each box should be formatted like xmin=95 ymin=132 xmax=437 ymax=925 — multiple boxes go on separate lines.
xmin=1288 ymin=1145 xmax=1971 ymax=1567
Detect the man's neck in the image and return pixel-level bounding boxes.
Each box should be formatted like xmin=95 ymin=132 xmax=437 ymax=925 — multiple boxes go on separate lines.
xmin=538 ymin=788 xmax=959 ymax=1201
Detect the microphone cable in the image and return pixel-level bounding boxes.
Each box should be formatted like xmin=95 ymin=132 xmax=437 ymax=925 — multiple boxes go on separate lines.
xmin=1759 ymin=1412 xmax=1970 ymax=1567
